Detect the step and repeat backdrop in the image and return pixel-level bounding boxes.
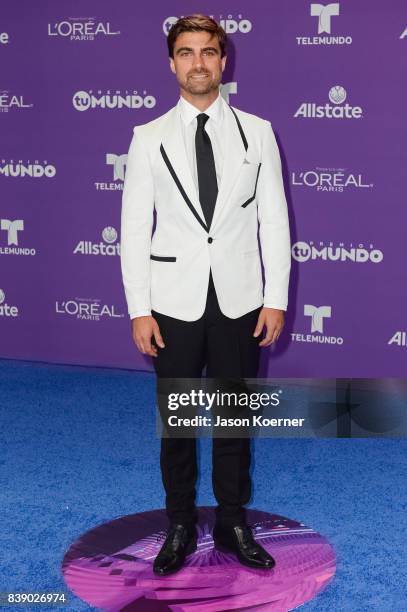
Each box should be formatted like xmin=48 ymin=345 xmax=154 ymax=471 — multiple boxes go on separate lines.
xmin=1 ymin=1 xmax=406 ymax=376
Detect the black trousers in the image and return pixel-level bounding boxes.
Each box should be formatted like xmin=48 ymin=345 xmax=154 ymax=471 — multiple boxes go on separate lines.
xmin=151 ymin=271 xmax=262 ymax=527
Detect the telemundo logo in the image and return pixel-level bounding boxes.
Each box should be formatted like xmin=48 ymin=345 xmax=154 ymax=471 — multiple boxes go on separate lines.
xmin=297 ymin=2 xmax=352 ymax=46
xmin=0 ymin=161 xmax=56 ymax=178
xmin=292 ymin=241 xmax=383 ymax=264
xmin=163 ymin=16 xmax=252 ymax=35
xmin=0 ymin=218 xmax=36 ymax=256
xmin=291 ymin=303 xmax=344 ymax=345
xmin=72 ymin=90 xmax=156 ymax=111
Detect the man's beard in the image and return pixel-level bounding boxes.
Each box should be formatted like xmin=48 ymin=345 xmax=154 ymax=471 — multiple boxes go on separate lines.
xmin=182 ymin=72 xmax=219 ymax=95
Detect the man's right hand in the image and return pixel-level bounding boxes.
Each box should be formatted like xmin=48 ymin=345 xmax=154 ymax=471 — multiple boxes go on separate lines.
xmin=131 ymin=315 xmax=165 ymax=357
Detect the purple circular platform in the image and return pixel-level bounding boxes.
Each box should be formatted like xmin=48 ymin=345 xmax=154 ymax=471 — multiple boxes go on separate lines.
xmin=61 ymin=507 xmax=336 ymax=611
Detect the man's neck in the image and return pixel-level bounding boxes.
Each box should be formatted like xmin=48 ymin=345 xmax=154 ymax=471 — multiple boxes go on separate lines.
xmin=179 ymin=88 xmax=220 ymax=112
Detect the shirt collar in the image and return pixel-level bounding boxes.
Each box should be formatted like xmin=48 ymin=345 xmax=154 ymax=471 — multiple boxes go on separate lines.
xmin=178 ymin=90 xmax=224 ymax=127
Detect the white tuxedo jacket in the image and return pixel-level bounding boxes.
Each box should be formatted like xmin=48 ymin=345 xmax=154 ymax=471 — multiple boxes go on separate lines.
xmin=120 ymin=95 xmax=291 ymax=321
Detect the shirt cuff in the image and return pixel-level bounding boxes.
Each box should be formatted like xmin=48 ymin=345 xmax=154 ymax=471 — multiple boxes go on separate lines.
xmin=263 ymin=302 xmax=287 ymax=311
xmin=129 ymin=310 xmax=152 ymax=319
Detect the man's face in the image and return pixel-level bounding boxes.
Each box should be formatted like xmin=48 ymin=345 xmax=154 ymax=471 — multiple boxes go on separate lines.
xmin=169 ymin=30 xmax=226 ymax=96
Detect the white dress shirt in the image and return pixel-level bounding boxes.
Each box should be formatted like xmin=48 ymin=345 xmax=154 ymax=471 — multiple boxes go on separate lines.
xmin=177 ymin=91 xmax=224 ymax=192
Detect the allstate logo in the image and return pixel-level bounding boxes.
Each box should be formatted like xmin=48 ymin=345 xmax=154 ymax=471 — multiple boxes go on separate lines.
xmin=0 ymin=288 xmax=18 ymax=317
xmin=102 ymin=226 xmax=117 ymax=244
xmin=73 ymin=226 xmax=120 ymax=255
xmin=163 ymin=17 xmax=178 ymax=35
xmin=294 ymin=85 xmax=362 ymax=119
xmin=329 ymin=86 xmax=346 ymax=105
xmin=291 ymin=242 xmax=311 ymax=262
xmin=73 ymin=91 xmax=90 ymax=111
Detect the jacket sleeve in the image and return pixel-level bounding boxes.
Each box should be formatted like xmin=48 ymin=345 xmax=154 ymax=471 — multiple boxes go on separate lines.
xmin=256 ymin=120 xmax=291 ymax=311
xmin=120 ymin=126 xmax=155 ymax=319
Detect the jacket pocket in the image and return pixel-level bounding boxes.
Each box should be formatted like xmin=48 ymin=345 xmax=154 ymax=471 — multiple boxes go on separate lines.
xmin=150 ymin=254 xmax=177 ymax=262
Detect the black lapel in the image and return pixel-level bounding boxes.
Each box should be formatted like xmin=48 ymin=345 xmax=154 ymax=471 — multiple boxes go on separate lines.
xmin=229 ymin=104 xmax=262 ymax=208
xmin=159 ymin=104 xmax=249 ymax=230
xmin=160 ymin=143 xmax=209 ymax=233
xmin=228 ymin=104 xmax=248 ymax=152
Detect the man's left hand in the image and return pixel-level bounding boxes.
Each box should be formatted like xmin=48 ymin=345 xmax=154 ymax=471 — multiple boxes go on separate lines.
xmin=253 ymin=307 xmax=285 ymax=347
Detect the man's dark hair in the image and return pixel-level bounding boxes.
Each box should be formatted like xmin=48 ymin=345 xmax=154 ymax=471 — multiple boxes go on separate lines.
xmin=167 ymin=14 xmax=227 ymax=58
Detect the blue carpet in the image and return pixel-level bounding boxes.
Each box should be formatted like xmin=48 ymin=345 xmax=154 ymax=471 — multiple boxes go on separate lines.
xmin=0 ymin=358 xmax=406 ymax=611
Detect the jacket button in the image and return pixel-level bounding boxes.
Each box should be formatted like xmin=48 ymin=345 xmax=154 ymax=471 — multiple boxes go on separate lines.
xmin=208 ymin=237 xmax=213 ymax=243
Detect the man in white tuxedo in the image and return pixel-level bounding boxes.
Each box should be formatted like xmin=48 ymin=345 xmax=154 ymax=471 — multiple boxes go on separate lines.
xmin=120 ymin=14 xmax=291 ymax=575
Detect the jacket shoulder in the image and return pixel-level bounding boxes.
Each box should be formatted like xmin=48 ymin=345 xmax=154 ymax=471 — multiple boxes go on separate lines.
xmin=229 ymin=104 xmax=270 ymax=131
xmin=131 ymin=106 xmax=174 ymax=139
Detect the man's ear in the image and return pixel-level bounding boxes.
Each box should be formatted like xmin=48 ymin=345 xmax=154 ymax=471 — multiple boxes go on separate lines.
xmin=169 ymin=57 xmax=176 ymax=74
xmin=221 ymin=55 xmax=227 ymax=72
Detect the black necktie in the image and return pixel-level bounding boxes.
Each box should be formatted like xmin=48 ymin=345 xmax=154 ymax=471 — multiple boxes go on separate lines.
xmin=195 ymin=113 xmax=218 ymax=230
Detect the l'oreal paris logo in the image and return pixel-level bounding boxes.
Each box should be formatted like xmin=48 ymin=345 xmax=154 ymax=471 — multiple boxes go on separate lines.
xmin=48 ymin=19 xmax=120 ymax=40
xmin=0 ymin=91 xmax=33 ymax=112
xmin=55 ymin=298 xmax=124 ymax=320
xmin=291 ymin=168 xmax=373 ymax=191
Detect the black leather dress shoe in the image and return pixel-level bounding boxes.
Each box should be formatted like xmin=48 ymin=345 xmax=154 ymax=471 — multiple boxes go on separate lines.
xmin=153 ymin=523 xmax=198 ymax=576
xmin=213 ymin=523 xmax=276 ymax=569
